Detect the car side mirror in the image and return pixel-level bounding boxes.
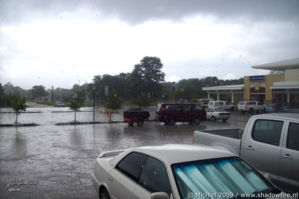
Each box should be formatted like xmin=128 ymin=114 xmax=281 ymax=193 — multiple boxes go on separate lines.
xmin=150 ymin=192 xmax=170 ymax=199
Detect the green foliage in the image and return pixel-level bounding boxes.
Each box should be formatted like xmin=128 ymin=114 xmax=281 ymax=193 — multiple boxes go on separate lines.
xmin=130 ymin=56 xmax=165 ymax=99
xmin=171 ymin=89 xmax=184 ymax=102
xmin=132 ymin=92 xmax=151 ymax=107
xmin=10 ymin=94 xmax=27 ymax=124
xmin=0 ymin=83 xmax=4 ymax=106
xmin=68 ymin=92 xmax=85 ymax=112
xmin=105 ymin=90 xmax=122 ymax=122
xmin=68 ymin=91 xmax=85 ymax=122
xmin=105 ymin=90 xmax=122 ymax=110
xmin=31 ymin=85 xmax=47 ymax=100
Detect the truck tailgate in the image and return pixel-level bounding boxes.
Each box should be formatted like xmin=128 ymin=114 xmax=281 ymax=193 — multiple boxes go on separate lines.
xmin=194 ymin=129 xmax=243 ymax=155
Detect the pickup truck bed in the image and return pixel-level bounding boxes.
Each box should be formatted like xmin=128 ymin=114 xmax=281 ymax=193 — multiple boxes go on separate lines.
xmin=194 ymin=128 xmax=243 ymax=155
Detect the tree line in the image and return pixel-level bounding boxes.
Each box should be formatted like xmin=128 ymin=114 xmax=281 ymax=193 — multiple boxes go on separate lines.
xmin=0 ymin=56 xmax=244 ymax=108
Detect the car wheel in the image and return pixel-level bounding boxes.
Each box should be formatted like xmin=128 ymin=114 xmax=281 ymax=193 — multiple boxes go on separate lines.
xmin=168 ymin=118 xmax=176 ymax=125
xmin=128 ymin=123 xmax=134 ymax=127
xmin=137 ymin=120 xmax=144 ymax=127
xmin=193 ymin=118 xmax=200 ymax=125
xmin=230 ymin=107 xmax=235 ymax=112
xmin=249 ymin=108 xmax=254 ymax=114
xmin=241 ymin=110 xmax=245 ymax=115
xmin=211 ymin=116 xmax=217 ymax=121
xmin=99 ymin=187 xmax=110 ymax=199
xmin=222 ymin=119 xmax=227 ymax=122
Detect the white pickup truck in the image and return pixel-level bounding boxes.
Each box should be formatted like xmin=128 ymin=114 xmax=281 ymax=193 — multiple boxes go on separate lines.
xmin=208 ymin=100 xmax=235 ymax=111
xmin=238 ymin=101 xmax=266 ymax=113
xmin=193 ymin=113 xmax=299 ymax=193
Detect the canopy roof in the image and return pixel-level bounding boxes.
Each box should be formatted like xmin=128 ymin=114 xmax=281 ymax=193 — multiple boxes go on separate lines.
xmin=270 ymin=81 xmax=299 ymax=90
xmin=203 ymin=84 xmax=244 ymax=91
xmin=252 ymin=58 xmax=299 ymax=70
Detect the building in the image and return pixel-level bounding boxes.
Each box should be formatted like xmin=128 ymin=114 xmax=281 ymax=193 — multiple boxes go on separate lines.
xmin=203 ymin=58 xmax=299 ymax=105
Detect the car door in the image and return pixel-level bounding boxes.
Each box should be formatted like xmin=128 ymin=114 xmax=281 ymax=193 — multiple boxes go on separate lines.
xmin=182 ymin=104 xmax=192 ymax=122
xmin=110 ymin=152 xmax=147 ymax=199
xmin=242 ymin=119 xmax=284 ymax=183
xmin=279 ymin=121 xmax=299 ymax=193
xmin=134 ymin=156 xmax=173 ymax=198
xmin=206 ymin=108 xmax=212 ymax=119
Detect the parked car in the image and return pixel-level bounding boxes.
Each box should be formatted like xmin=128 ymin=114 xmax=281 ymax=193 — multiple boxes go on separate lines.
xmin=205 ymin=107 xmax=230 ymax=122
xmin=155 ymin=103 xmax=206 ymax=125
xmin=237 ymin=101 xmax=265 ymax=113
xmin=92 ymin=144 xmax=283 ymax=199
xmin=54 ymin=101 xmax=64 ymax=107
xmin=123 ymin=108 xmax=150 ymax=127
xmin=193 ymin=113 xmax=299 ymax=193
xmin=208 ymin=100 xmax=235 ymax=111
xmin=265 ymin=103 xmax=282 ymax=113
xmin=198 ymin=98 xmax=213 ymax=108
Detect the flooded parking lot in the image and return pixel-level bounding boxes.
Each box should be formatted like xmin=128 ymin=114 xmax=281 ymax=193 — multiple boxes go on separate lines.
xmin=0 ymin=107 xmax=250 ymax=199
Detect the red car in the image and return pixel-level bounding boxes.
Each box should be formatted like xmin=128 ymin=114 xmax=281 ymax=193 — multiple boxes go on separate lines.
xmin=123 ymin=108 xmax=150 ymax=127
xmin=155 ymin=103 xmax=206 ymax=125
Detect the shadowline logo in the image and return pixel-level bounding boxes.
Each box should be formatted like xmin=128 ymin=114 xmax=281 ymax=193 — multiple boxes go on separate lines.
xmin=6 ymin=178 xmax=38 ymax=192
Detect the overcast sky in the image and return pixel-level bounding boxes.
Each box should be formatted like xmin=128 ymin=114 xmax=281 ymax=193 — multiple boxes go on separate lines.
xmin=1 ymin=0 xmax=299 ymax=89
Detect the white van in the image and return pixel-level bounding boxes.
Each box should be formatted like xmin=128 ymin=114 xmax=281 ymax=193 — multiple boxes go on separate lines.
xmin=208 ymin=100 xmax=235 ymax=111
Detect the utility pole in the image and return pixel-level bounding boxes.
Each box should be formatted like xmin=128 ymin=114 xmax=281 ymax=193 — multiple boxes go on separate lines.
xmin=51 ymin=86 xmax=54 ymax=103
xmin=93 ymin=85 xmax=96 ymax=123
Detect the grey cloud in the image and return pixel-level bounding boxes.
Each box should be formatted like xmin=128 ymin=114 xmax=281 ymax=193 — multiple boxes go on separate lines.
xmin=1 ymin=0 xmax=299 ymax=25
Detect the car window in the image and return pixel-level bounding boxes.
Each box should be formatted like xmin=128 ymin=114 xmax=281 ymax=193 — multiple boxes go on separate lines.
xmin=183 ymin=104 xmax=191 ymax=112
xmin=139 ymin=157 xmax=172 ymax=196
xmin=177 ymin=104 xmax=183 ymax=111
xmin=287 ymin=123 xmax=299 ymax=151
xmin=165 ymin=105 xmax=176 ymax=112
xmin=116 ymin=152 xmax=148 ymax=182
xmin=252 ymin=120 xmax=283 ymax=146
xmin=194 ymin=105 xmax=202 ymax=111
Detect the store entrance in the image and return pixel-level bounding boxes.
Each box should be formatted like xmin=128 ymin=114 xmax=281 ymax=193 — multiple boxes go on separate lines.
xmin=250 ymin=94 xmax=265 ymax=103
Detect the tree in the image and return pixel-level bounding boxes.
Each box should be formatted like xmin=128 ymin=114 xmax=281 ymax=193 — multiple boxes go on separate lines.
xmin=10 ymin=94 xmax=27 ymax=124
xmin=132 ymin=92 xmax=151 ymax=107
xmin=105 ymin=90 xmax=122 ymax=122
xmin=130 ymin=56 xmax=165 ymax=99
xmin=31 ymin=85 xmax=47 ymax=100
xmin=0 ymin=83 xmax=4 ymax=106
xmin=68 ymin=91 xmax=84 ymax=123
xmin=171 ymin=88 xmax=183 ymax=102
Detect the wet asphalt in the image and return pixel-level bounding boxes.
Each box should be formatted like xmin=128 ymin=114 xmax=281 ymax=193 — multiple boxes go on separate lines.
xmin=0 ymin=107 xmax=250 ymax=199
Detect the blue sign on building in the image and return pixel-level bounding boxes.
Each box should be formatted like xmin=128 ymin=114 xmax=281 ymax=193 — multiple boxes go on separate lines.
xmin=249 ymin=75 xmax=265 ymax=82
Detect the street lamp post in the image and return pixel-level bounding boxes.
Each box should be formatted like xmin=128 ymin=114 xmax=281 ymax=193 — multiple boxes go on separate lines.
xmin=93 ymin=85 xmax=96 ymax=123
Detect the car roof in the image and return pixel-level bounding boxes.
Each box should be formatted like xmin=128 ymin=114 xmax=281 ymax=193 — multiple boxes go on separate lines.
xmin=252 ymin=113 xmax=299 ymax=120
xmin=131 ymin=144 xmax=235 ymax=165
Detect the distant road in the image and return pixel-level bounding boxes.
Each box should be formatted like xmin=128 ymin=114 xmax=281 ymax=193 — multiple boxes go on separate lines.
xmin=26 ymin=102 xmax=52 ymax=108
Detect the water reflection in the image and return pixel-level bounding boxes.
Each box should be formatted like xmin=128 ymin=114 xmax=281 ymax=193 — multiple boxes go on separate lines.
xmin=13 ymin=128 xmax=27 ymax=160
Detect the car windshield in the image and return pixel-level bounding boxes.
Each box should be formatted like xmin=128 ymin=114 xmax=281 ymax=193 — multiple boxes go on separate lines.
xmin=215 ymin=108 xmax=225 ymax=112
xmin=172 ymin=157 xmax=277 ymax=199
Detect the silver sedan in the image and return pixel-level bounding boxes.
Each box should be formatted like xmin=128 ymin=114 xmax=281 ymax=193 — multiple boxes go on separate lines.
xmin=206 ymin=107 xmax=230 ymax=122
xmin=92 ymin=144 xmax=282 ymax=199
